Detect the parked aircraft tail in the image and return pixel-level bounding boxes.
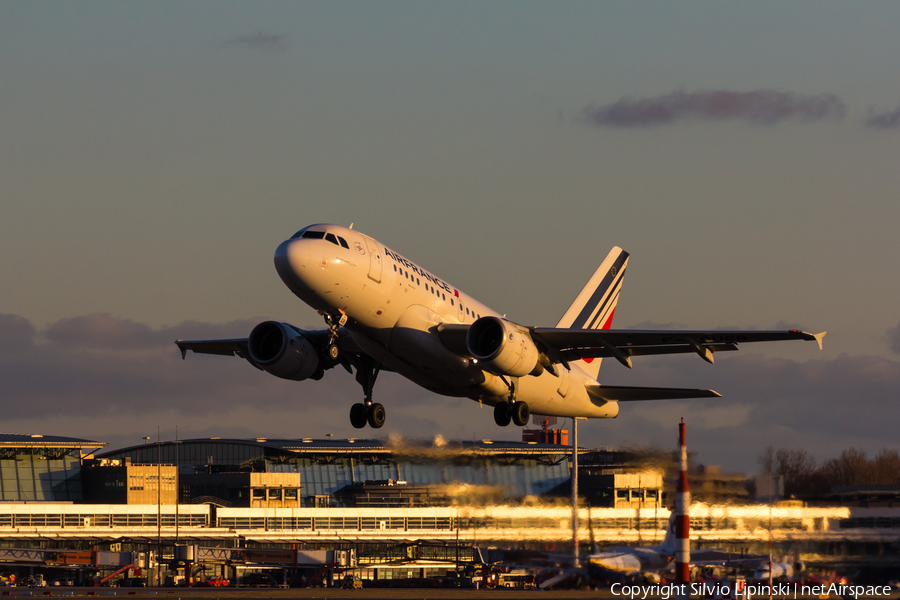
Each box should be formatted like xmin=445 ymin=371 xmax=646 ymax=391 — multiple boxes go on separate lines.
xmin=657 ymin=512 xmax=677 ymax=555
xmin=555 ymin=247 xmax=629 ymax=379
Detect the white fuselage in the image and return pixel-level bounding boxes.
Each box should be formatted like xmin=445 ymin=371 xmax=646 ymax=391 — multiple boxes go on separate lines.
xmin=274 ymin=225 xmax=618 ymax=418
xmin=590 ymin=547 xmax=671 ymax=575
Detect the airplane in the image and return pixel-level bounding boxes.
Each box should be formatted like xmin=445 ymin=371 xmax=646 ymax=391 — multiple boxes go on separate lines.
xmin=175 ymin=223 xmax=825 ymax=429
xmin=539 ymin=513 xmax=759 ymax=588
xmin=587 ymin=520 xmax=676 ymax=575
xmin=752 ymin=554 xmax=805 ymax=581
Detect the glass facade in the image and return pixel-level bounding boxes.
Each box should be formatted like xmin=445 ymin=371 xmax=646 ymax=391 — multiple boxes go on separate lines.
xmin=100 ymin=440 xmax=571 ymax=504
xmin=0 ymin=448 xmax=82 ymax=502
xmin=266 ymin=457 xmax=569 ymax=498
xmin=105 ymin=442 xmax=262 ymax=470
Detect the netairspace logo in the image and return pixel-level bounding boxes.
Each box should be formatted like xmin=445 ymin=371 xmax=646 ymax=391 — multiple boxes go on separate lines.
xmin=611 ymin=583 xmax=894 ymax=599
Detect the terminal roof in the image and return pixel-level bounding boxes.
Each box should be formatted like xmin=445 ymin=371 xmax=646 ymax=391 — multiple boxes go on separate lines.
xmin=0 ymin=433 xmax=107 ymax=448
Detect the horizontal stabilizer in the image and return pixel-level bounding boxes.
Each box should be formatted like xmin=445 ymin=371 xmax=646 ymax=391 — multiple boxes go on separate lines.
xmin=587 ymin=384 xmax=721 ymax=402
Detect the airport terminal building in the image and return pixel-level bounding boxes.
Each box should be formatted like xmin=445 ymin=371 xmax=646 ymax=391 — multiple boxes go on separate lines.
xmin=0 ymin=433 xmax=898 ymax=584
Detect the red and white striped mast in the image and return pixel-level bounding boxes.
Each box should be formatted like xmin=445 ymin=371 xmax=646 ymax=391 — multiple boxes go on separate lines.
xmin=675 ymin=418 xmax=691 ymax=592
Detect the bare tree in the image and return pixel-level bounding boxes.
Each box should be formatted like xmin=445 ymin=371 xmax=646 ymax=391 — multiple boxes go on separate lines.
xmin=823 ymin=447 xmax=870 ymax=487
xmin=871 ymin=448 xmax=900 ymax=485
xmin=757 ymin=447 xmax=817 ymax=498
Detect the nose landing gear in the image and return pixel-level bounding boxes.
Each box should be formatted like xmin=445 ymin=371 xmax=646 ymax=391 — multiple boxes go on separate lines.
xmin=323 ymin=312 xmax=347 ymax=362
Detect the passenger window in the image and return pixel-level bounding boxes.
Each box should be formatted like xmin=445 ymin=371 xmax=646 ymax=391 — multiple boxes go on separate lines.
xmin=416 ymin=278 xmax=420 ymax=285
xmin=325 ymin=233 xmax=339 ymax=245
xmin=394 ymin=265 xmax=397 ymax=271
xmin=338 ymin=236 xmax=349 ymax=249
xmin=405 ymin=272 xmax=408 ymax=279
xmin=451 ymin=299 xmax=454 ymax=306
xmin=301 ymin=231 xmax=325 ymax=239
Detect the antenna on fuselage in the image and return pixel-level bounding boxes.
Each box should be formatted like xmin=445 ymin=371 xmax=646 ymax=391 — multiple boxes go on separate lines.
xmin=349 ymin=223 xmax=354 ymax=229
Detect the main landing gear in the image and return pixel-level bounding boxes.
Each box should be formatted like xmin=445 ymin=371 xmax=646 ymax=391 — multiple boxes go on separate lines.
xmin=492 ymin=377 xmax=530 ymax=427
xmin=349 ymin=356 xmax=384 ymax=429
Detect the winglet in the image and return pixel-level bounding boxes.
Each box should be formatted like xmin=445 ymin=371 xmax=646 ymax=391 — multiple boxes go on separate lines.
xmin=176 ymin=341 xmax=187 ymax=360
xmin=813 ymin=331 xmax=826 ymax=351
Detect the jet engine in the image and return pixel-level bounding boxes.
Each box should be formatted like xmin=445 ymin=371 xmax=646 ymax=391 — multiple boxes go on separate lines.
xmin=466 ymin=316 xmax=543 ymax=377
xmin=247 ymin=321 xmax=320 ymax=381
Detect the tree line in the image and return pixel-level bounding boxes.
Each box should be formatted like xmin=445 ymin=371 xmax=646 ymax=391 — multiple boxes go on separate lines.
xmin=758 ymin=446 xmax=900 ymax=499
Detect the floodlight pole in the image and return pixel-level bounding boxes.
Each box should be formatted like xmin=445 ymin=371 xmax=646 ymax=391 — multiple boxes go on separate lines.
xmin=156 ymin=426 xmax=161 ymax=587
xmin=571 ymin=418 xmax=580 ymax=568
xmin=175 ymin=427 xmax=180 ymax=544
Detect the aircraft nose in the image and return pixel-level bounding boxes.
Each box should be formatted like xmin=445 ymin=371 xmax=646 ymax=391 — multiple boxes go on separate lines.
xmin=274 ymin=238 xmax=307 ymax=286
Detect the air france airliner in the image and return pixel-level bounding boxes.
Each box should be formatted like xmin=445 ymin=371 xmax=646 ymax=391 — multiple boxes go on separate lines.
xmin=176 ymin=224 xmax=825 ymax=429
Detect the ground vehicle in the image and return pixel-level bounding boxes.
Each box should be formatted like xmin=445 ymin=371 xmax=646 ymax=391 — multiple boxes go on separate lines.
xmin=51 ymin=577 xmax=74 ymax=586
xmin=196 ymin=576 xmax=230 ymax=587
xmin=498 ymin=569 xmax=537 ymax=589
xmin=118 ymin=577 xmax=147 ymax=588
xmin=239 ymin=573 xmax=277 ymax=588
xmin=342 ymin=575 xmax=363 ymax=589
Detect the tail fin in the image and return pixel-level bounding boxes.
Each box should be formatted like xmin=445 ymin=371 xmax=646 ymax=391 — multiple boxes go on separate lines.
xmin=657 ymin=512 xmax=677 ymax=554
xmin=555 ymin=247 xmax=629 ymax=379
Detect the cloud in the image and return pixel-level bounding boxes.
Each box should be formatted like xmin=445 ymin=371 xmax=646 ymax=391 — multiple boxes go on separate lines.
xmin=1 ymin=313 xmax=897 ymax=474
xmin=0 ymin=314 xmax=36 ymax=349
xmin=224 ymin=31 xmax=287 ymax=52
xmin=887 ymin=322 xmax=900 ymax=354
xmin=582 ymin=90 xmax=847 ymax=128
xmin=584 ymin=349 xmax=900 ymax=472
xmin=864 ymin=103 xmax=900 ymax=130
xmin=45 ymin=314 xmax=157 ymax=350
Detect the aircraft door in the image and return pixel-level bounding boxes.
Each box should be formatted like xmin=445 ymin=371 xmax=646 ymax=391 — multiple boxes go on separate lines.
xmin=361 ymin=235 xmax=383 ymax=283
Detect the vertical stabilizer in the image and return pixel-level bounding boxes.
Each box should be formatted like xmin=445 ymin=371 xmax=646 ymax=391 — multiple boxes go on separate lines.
xmin=555 ymin=247 xmax=629 ymax=379
xmin=657 ymin=512 xmax=677 ymax=554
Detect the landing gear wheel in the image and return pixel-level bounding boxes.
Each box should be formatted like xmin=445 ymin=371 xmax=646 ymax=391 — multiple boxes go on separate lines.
xmin=511 ymin=401 xmax=530 ymax=427
xmin=493 ymin=402 xmax=511 ymax=427
xmin=328 ymin=343 xmax=340 ymax=361
xmin=367 ymin=403 xmax=386 ymax=428
xmin=350 ymin=403 xmax=368 ymax=429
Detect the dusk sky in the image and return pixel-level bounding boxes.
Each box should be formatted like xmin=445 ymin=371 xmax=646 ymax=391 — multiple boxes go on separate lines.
xmin=2 ymin=2 xmax=899 ymax=473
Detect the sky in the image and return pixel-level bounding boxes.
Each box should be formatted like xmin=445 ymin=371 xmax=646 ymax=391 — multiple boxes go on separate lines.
xmin=2 ymin=1 xmax=899 ymax=474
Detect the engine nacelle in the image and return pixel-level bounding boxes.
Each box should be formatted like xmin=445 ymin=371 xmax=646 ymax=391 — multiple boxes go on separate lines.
xmin=247 ymin=321 xmax=319 ymax=381
xmin=466 ymin=316 xmax=542 ymax=377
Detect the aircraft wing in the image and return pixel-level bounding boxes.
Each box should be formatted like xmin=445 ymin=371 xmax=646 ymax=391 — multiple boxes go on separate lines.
xmin=176 ymin=327 xmax=335 ymax=361
xmin=175 ymin=329 xmax=389 ymax=377
xmin=690 ymin=550 xmax=767 ymax=567
xmin=532 ymin=328 xmax=825 ymax=367
xmin=439 ymin=324 xmax=825 ymax=368
xmin=176 ymin=338 xmax=251 ymax=360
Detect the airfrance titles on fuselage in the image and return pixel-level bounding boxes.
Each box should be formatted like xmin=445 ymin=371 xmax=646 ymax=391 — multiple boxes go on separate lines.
xmin=383 ymin=247 xmax=458 ymax=298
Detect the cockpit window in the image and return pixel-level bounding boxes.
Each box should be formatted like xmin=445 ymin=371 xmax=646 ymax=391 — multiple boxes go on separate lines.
xmin=337 ymin=236 xmax=349 ymax=249
xmin=325 ymin=233 xmax=339 ymax=245
xmin=301 ymin=230 xmax=325 ymax=239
